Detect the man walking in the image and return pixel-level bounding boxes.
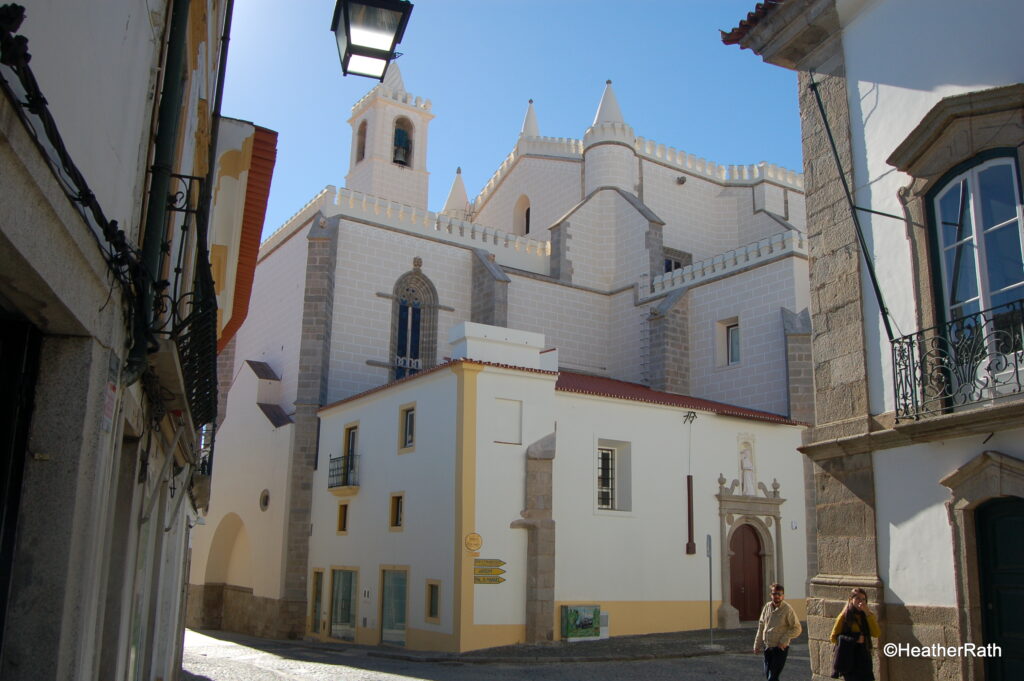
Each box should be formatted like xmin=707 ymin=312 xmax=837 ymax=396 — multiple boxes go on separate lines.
xmin=753 ymin=583 xmax=802 ymax=681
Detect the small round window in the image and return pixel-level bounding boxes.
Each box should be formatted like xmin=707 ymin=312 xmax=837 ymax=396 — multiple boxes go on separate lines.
xmin=259 ymin=489 xmax=270 ymax=511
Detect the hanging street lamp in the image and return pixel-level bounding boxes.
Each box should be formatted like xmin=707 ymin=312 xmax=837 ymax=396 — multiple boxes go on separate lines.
xmin=331 ymin=0 xmax=413 ymax=80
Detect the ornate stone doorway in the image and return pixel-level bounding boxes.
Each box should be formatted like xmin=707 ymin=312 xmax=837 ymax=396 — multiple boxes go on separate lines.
xmin=716 ymin=470 xmax=785 ymax=629
xmin=729 ymin=523 xmax=764 ymax=621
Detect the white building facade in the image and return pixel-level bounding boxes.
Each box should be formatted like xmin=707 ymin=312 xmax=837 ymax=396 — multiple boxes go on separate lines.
xmin=306 ymin=323 xmax=806 ymax=651
xmin=726 ymin=1 xmax=1024 ymax=679
xmin=188 ymin=65 xmax=814 ymax=649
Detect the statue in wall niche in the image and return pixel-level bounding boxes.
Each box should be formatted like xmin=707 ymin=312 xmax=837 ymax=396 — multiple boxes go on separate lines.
xmin=740 ymin=441 xmax=756 ymax=496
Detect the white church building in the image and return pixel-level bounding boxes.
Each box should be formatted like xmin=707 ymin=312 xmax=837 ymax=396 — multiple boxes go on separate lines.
xmin=187 ymin=65 xmax=814 ymax=651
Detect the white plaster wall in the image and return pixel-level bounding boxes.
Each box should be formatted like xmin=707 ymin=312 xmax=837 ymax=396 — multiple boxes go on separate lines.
xmin=688 ymin=256 xmax=809 ymax=416
xmin=471 ymin=367 xmax=559 ymax=625
xmin=232 ymin=222 xmax=310 ymax=408
xmin=607 ymin=291 xmax=648 ymax=384
xmin=328 ymin=219 xmax=474 ymax=402
xmin=837 ymin=0 xmax=1024 ymax=414
xmin=584 ymin=144 xmax=638 ymax=196
xmin=612 ymin=194 xmax=653 ymax=290
xmin=472 ymin=156 xmax=582 ymax=238
xmin=311 ymin=369 xmax=458 ymax=635
xmin=506 ymin=275 xmax=611 ymax=375
xmin=561 ymin=191 xmax=625 ymax=292
xmin=873 ymin=428 xmax=1024 ymax=607
xmin=552 ymin=393 xmax=807 ymax=603
xmin=18 ymin=0 xmax=165 ymax=238
xmin=642 ymin=161 xmax=737 ymax=262
xmin=786 ymin=190 xmax=807 ymax=232
xmin=189 ymin=366 xmax=293 ymax=598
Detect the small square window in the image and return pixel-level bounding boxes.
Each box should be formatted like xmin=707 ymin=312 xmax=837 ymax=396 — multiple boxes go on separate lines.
xmin=426 ymin=581 xmax=441 ymax=623
xmin=727 ymin=324 xmax=740 ymax=365
xmin=398 ymin=403 xmax=416 ymax=452
xmin=390 ymin=494 xmax=404 ymax=530
xmin=337 ymin=503 xmax=349 ymax=533
xmin=717 ymin=317 xmax=740 ymax=367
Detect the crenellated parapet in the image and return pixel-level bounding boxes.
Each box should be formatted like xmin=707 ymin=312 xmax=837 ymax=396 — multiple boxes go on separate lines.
xmin=583 ymin=120 xmax=636 ymax=150
xmin=351 ymin=85 xmax=432 ymax=115
xmin=515 ymin=135 xmax=584 ymax=159
xmin=261 ymin=186 xmax=550 ymax=274
xmin=641 ymin=229 xmax=807 ymax=301
xmin=634 ymin=137 xmax=803 ymax=190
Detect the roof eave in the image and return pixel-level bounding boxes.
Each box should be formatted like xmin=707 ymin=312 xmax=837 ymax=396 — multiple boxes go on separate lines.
xmin=723 ymin=0 xmax=842 ymax=73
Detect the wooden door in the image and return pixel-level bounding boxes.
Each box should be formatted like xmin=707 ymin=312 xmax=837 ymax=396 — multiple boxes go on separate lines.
xmin=977 ymin=497 xmax=1024 ymax=681
xmin=730 ymin=524 xmax=763 ymax=621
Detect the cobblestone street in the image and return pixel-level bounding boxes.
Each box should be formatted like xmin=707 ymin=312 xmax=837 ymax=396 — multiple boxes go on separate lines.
xmin=182 ymin=629 xmax=812 ymax=681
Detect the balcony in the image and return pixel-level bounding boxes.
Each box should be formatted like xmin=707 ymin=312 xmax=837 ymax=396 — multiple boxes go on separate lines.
xmin=892 ymin=299 xmax=1024 ymax=421
xmin=328 ymin=455 xmax=359 ymax=496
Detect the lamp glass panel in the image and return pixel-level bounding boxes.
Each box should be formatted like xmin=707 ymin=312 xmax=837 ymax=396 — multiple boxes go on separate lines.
xmin=335 ymin=30 xmax=349 ymax=65
xmin=348 ymin=3 xmax=403 ymax=50
xmin=347 ymin=54 xmax=387 ymax=78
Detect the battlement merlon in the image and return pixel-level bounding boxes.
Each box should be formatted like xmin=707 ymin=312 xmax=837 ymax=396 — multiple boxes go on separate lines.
xmin=642 ymin=229 xmax=807 ymax=302
xmin=349 ymin=85 xmax=433 ymax=121
xmin=470 ymin=134 xmax=803 ymax=214
xmin=634 ymin=137 xmax=803 ymax=190
xmin=260 ymin=185 xmax=551 ymax=274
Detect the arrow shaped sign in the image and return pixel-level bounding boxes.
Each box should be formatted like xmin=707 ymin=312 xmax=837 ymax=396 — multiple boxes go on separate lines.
xmin=474 ymin=575 xmax=506 ymax=585
xmin=474 ymin=559 xmax=505 ymax=568
xmin=473 ymin=567 xmax=506 ymax=576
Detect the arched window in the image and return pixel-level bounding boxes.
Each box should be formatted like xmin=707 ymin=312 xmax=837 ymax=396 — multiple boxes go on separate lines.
xmin=389 ymin=264 xmax=438 ymax=380
xmin=393 ymin=117 xmax=413 ymax=167
xmin=929 ymin=154 xmax=1023 ymax=325
xmin=514 ymin=194 xmax=531 ymax=235
xmin=356 ymin=120 xmax=367 ymax=162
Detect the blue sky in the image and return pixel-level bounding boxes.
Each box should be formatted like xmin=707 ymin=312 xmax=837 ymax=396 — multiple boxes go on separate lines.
xmin=222 ymin=1 xmax=802 ymax=240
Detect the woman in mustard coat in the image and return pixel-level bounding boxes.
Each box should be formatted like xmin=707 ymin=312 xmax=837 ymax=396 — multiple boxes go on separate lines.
xmin=830 ymin=588 xmax=881 ymax=681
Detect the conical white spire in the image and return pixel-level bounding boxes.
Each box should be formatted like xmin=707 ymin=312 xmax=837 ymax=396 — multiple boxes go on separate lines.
xmin=442 ymin=167 xmax=469 ymax=219
xmin=592 ymin=79 xmax=625 ymax=126
xmin=520 ymin=99 xmax=539 ymax=137
xmin=381 ymin=61 xmax=406 ymax=92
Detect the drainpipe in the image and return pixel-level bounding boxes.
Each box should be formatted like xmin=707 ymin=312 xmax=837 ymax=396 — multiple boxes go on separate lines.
xmin=125 ymin=0 xmax=193 ymax=384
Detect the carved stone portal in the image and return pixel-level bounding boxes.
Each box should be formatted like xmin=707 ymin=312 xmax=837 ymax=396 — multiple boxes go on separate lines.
xmin=715 ymin=471 xmax=785 ymax=629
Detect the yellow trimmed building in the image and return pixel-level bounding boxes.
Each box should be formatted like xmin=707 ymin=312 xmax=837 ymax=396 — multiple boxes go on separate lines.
xmin=306 ymin=323 xmax=806 ymax=651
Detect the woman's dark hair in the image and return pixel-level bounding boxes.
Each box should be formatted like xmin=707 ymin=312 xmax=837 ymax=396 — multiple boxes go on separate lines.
xmin=840 ymin=588 xmax=868 ymax=621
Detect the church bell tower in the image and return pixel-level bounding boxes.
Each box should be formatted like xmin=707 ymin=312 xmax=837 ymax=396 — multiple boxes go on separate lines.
xmin=345 ymin=63 xmax=434 ymax=210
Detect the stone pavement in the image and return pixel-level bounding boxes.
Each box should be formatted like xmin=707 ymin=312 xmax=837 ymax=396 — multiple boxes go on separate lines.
xmin=373 ymin=624 xmax=808 ymax=664
xmin=192 ymin=624 xmax=809 ymax=665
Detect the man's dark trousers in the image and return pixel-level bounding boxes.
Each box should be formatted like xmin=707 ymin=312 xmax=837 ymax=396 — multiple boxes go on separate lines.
xmin=763 ymin=645 xmax=788 ymax=681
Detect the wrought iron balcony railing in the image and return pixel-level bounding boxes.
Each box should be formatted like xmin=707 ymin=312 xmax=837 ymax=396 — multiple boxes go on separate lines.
xmin=328 ymin=455 xmax=359 ymax=489
xmin=892 ymin=299 xmax=1024 ymax=421
xmin=152 ymin=172 xmax=218 ymax=428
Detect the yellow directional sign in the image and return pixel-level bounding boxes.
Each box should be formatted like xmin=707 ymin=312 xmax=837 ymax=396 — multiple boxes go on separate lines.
xmin=473 ymin=567 xmax=506 ymax=576
xmin=473 ymin=559 xmax=505 ymax=568
xmin=474 ymin=575 xmax=505 ymax=585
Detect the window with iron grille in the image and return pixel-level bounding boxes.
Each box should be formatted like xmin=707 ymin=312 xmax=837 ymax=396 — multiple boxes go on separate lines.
xmin=597 ymin=447 xmax=615 ymax=510
xmin=596 ymin=439 xmax=632 ymax=511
